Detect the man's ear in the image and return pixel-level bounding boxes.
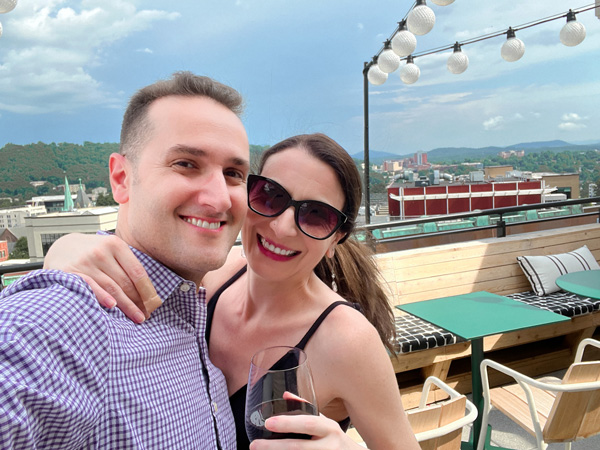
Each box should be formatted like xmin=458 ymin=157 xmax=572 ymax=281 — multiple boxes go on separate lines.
xmin=109 ymin=153 xmax=131 ymax=204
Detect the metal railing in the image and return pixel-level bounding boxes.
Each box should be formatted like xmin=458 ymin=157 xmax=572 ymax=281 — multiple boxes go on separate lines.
xmin=357 ymin=196 xmax=600 ymax=248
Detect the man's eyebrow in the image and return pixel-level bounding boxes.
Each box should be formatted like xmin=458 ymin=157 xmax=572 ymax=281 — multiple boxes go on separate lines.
xmin=231 ymin=156 xmax=250 ymax=170
xmin=168 ymin=145 xmax=207 ymax=158
xmin=168 ymin=145 xmax=249 ymax=168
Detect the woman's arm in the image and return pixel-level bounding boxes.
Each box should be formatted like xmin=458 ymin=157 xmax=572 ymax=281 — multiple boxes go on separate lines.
xmin=43 ymin=233 xmax=159 ymax=323
xmin=314 ymin=310 xmax=420 ymax=450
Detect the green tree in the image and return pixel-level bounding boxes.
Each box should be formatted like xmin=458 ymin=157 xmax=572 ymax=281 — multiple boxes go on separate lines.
xmin=9 ymin=237 xmax=29 ymax=259
xmin=36 ymin=185 xmax=50 ymax=196
xmin=95 ymin=192 xmax=117 ymax=206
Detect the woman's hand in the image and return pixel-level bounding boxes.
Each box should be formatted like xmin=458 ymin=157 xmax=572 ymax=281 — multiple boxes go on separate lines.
xmin=43 ymin=233 xmax=161 ymax=323
xmin=249 ymin=414 xmax=367 ymax=450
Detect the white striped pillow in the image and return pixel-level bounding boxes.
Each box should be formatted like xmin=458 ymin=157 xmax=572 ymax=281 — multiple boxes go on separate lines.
xmin=517 ymin=245 xmax=600 ymax=296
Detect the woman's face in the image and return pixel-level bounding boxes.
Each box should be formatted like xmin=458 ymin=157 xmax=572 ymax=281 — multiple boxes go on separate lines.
xmin=241 ymin=147 xmax=345 ymax=282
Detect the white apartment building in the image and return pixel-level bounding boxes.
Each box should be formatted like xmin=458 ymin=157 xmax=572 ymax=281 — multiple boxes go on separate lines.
xmin=0 ymin=205 xmax=47 ymax=229
xmin=24 ymin=207 xmax=119 ymax=261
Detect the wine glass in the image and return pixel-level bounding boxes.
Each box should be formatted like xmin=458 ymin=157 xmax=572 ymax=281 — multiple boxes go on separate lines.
xmin=245 ymin=346 xmax=318 ymax=441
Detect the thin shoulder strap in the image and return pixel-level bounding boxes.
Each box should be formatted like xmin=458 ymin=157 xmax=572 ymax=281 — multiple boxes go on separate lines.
xmin=295 ymin=301 xmax=361 ymax=350
xmin=205 ymin=265 xmax=248 ymax=345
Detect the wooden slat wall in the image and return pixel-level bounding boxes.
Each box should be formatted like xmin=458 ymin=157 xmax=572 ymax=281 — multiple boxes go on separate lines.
xmin=376 ymin=223 xmax=600 ymax=307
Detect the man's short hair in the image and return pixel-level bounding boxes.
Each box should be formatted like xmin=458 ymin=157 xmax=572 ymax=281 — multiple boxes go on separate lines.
xmin=120 ymin=71 xmax=244 ymax=163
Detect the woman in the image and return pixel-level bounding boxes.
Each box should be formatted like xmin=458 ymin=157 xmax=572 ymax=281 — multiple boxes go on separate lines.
xmin=45 ymin=134 xmax=419 ymax=450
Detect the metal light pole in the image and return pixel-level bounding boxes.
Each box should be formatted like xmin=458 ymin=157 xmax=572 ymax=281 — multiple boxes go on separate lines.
xmin=363 ymin=62 xmax=371 ymax=225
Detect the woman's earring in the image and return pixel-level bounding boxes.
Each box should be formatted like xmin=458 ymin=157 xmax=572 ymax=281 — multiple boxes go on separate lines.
xmin=331 ymin=269 xmax=338 ymax=293
xmin=241 ymin=244 xmax=246 ymax=259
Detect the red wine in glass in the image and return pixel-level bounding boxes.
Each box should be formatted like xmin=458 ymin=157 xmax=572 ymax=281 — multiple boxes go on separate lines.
xmin=246 ymin=398 xmax=318 ymax=440
xmin=245 ymin=346 xmax=319 ymax=442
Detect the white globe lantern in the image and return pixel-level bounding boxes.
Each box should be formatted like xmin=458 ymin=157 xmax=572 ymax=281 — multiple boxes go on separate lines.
xmin=447 ymin=43 xmax=469 ymax=74
xmin=391 ymin=21 xmax=417 ymax=57
xmin=431 ymin=0 xmax=455 ymax=5
xmin=407 ymin=0 xmax=435 ymax=36
xmin=400 ymin=56 xmax=420 ymax=85
xmin=560 ymin=10 xmax=586 ymax=47
xmin=378 ymin=44 xmax=401 ymax=73
xmin=501 ymin=28 xmax=525 ymax=62
xmin=0 ymin=0 xmax=18 ymax=14
xmin=367 ymin=64 xmax=388 ymax=86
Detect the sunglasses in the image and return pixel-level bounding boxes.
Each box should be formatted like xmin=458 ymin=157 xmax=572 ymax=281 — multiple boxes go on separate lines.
xmin=247 ymin=174 xmax=348 ymax=240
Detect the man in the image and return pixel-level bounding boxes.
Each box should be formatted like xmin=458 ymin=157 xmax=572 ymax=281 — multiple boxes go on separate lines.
xmin=0 ymin=72 xmax=249 ymax=449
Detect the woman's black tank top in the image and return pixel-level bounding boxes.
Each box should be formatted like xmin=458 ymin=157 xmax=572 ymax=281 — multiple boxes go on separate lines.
xmin=206 ymin=265 xmax=357 ymax=450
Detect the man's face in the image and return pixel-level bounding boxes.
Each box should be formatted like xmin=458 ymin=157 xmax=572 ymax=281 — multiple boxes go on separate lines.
xmin=111 ymin=95 xmax=249 ymax=282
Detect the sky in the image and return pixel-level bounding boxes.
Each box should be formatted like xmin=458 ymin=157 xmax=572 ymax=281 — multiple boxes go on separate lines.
xmin=0 ymin=0 xmax=599 ymax=157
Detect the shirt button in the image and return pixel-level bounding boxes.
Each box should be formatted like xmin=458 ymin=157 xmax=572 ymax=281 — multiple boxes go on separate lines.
xmin=212 ymin=401 xmax=218 ymax=413
xmin=179 ymin=283 xmax=191 ymax=292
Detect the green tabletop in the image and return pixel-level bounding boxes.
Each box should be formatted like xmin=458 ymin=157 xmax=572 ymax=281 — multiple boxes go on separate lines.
xmin=397 ymin=291 xmax=569 ymax=340
xmin=398 ymin=291 xmax=569 ymax=450
xmin=556 ymin=270 xmax=600 ymax=300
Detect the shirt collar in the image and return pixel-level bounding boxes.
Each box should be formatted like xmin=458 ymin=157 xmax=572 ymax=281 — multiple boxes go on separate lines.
xmin=96 ymin=231 xmax=202 ymax=307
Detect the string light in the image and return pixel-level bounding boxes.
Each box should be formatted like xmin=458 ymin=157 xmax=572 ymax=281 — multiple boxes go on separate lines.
xmin=560 ymin=9 xmax=587 ymax=46
xmin=377 ymin=41 xmax=401 ymax=73
xmin=0 ymin=0 xmax=18 ymax=14
xmin=407 ymin=0 xmax=436 ymax=36
xmin=364 ymin=3 xmax=598 ymax=86
xmin=501 ymin=27 xmax=525 ymax=62
xmin=392 ymin=20 xmax=417 ymax=57
xmin=447 ymin=42 xmax=469 ymax=74
xmin=367 ymin=62 xmax=388 ymax=85
xmin=400 ymin=55 xmax=420 ymax=84
xmin=0 ymin=0 xmax=18 ymax=39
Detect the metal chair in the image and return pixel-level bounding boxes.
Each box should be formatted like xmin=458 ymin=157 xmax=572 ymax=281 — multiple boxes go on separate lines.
xmin=478 ymin=338 xmax=600 ymax=450
xmin=406 ymin=376 xmax=478 ymax=450
xmin=346 ymin=376 xmax=477 ymax=449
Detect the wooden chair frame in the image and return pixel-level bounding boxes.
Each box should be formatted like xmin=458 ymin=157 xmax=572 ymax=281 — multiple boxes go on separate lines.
xmin=477 ymin=338 xmax=600 ymax=450
xmin=408 ymin=376 xmax=478 ymax=449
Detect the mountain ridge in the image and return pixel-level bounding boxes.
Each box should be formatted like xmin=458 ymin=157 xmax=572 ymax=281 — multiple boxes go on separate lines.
xmin=352 ymin=140 xmax=600 ymax=163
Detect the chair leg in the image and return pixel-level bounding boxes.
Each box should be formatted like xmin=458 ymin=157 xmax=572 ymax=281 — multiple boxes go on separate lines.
xmin=564 ymin=442 xmax=571 ymax=450
xmin=534 ymin=431 xmax=548 ymax=450
xmin=476 ymin=403 xmax=491 ymax=450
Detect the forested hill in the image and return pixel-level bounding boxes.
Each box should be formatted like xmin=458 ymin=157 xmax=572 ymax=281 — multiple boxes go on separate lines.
xmin=0 ymin=141 xmax=268 ymax=201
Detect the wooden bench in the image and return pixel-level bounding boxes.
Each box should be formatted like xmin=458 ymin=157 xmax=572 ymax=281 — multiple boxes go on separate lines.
xmin=375 ymin=223 xmax=600 ymax=408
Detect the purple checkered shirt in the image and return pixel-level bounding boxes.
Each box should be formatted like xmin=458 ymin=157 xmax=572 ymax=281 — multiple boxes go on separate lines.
xmin=0 ymin=247 xmax=236 ymax=449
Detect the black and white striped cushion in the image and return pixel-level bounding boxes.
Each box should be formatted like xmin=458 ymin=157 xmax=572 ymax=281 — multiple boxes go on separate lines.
xmin=517 ymin=245 xmax=600 ymax=296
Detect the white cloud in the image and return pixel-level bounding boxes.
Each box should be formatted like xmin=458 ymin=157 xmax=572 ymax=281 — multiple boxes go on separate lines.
xmin=357 ymin=23 xmax=364 ymax=31
xmin=561 ymin=112 xmax=582 ymax=121
xmin=0 ymin=1 xmax=179 ymax=115
xmin=137 ymin=48 xmax=153 ymax=54
xmin=483 ymin=116 xmax=504 ymax=130
xmin=429 ymin=92 xmax=472 ymax=104
xmin=558 ymin=112 xmax=588 ymax=131
xmin=559 ymin=122 xmax=587 ymax=131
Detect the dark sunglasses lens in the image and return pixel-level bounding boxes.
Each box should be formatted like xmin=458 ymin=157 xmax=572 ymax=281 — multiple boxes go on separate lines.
xmin=248 ymin=177 xmax=289 ymax=216
xmin=297 ymin=202 xmax=340 ymax=239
